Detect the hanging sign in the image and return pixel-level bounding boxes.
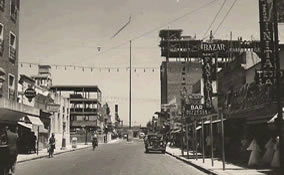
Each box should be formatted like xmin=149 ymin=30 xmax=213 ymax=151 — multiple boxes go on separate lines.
xmin=257 ymin=0 xmax=275 ymax=86
xmin=202 ymin=55 xmax=214 ymax=110
xmin=47 ymin=103 xmax=60 ymax=113
xmin=24 ymin=87 xmax=36 ymax=102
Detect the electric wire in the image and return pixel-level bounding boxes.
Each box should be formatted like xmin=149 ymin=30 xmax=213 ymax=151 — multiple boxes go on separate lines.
xmin=202 ymin=0 xmax=227 ymax=40
xmin=213 ymin=0 xmax=239 ymax=36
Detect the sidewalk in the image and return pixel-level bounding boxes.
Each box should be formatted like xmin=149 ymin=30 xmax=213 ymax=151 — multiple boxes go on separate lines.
xmin=17 ymin=139 xmax=122 ymax=163
xmin=166 ymin=146 xmax=281 ymax=175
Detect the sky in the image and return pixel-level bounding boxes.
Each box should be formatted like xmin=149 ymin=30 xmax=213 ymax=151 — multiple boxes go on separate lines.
xmin=18 ymin=0 xmax=284 ymax=126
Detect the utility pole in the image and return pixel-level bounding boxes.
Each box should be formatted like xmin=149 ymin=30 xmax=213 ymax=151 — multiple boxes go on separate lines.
xmin=129 ymin=40 xmax=132 ymax=129
xmin=273 ymin=0 xmax=283 ymax=172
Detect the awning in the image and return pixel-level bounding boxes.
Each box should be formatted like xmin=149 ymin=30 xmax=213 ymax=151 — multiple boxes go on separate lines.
xmin=267 ymin=112 xmax=284 ymax=124
xmin=39 ymin=127 xmax=48 ymax=133
xmin=196 ymin=126 xmax=202 ymax=130
xmin=0 ymin=108 xmax=25 ymax=124
xmin=203 ymin=119 xmax=226 ymax=125
xmin=17 ymin=122 xmax=32 ymax=130
xmin=26 ymin=115 xmax=44 ymax=126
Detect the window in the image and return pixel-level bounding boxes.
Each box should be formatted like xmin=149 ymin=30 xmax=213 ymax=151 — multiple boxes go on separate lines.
xmin=9 ymin=32 xmax=16 ymax=61
xmin=10 ymin=0 xmax=18 ymax=22
xmin=8 ymin=74 xmax=15 ymax=100
xmin=0 ymin=24 xmax=3 ymax=56
xmin=0 ymin=0 xmax=4 ymax=11
xmin=84 ymin=116 xmax=89 ymax=121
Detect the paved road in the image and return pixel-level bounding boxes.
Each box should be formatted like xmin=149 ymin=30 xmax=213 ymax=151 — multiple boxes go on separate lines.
xmin=16 ymin=140 xmax=208 ymax=175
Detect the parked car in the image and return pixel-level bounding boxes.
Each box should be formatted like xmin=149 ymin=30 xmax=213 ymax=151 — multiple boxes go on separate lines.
xmin=144 ymin=133 xmax=166 ymax=154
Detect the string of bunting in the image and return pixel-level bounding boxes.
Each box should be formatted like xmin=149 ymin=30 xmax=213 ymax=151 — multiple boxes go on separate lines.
xmin=19 ymin=62 xmax=159 ymax=73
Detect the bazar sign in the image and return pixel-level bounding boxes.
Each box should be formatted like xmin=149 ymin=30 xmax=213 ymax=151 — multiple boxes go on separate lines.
xmin=201 ymin=42 xmax=226 ymax=52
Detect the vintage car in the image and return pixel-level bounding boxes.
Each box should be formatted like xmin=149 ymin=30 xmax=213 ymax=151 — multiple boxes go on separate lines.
xmin=144 ymin=134 xmax=166 ymax=153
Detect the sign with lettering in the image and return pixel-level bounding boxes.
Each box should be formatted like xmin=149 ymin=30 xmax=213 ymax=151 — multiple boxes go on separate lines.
xmin=258 ymin=0 xmax=275 ymax=85
xmin=47 ymin=103 xmax=60 ymax=113
xmin=202 ymin=55 xmax=214 ymax=110
xmin=201 ymin=42 xmax=226 ymax=53
xmin=277 ymin=0 xmax=284 ymax=23
xmin=184 ymin=104 xmax=209 ymax=116
xmin=24 ymin=87 xmax=36 ymax=102
xmin=255 ymin=69 xmax=284 ymax=85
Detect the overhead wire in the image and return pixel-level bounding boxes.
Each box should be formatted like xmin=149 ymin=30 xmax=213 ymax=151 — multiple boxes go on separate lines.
xmin=213 ymin=0 xmax=239 ymax=36
xmin=21 ymin=0 xmax=220 ymax=69
xmin=93 ymin=0 xmax=219 ymax=57
xmin=202 ymin=0 xmax=227 ymax=40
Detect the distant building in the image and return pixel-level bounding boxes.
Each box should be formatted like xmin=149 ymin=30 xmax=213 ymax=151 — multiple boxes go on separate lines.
xmin=31 ymin=65 xmax=52 ymax=89
xmin=50 ymin=85 xmax=103 ymax=143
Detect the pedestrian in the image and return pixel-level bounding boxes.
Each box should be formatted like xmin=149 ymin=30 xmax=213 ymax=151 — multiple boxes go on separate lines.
xmin=5 ymin=126 xmax=19 ymax=175
xmin=48 ymin=133 xmax=56 ymax=158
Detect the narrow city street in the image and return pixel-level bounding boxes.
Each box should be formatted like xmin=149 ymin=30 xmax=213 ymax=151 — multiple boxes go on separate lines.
xmin=16 ymin=140 xmax=207 ymax=175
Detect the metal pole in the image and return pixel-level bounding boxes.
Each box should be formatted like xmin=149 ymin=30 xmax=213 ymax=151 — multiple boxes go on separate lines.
xmin=273 ymin=0 xmax=284 ymax=172
xmin=186 ymin=123 xmax=189 ymax=159
xmin=37 ymin=126 xmax=39 ymax=155
xmin=129 ymin=40 xmax=132 ymax=129
xmin=210 ymin=116 xmax=214 ymax=167
xmin=221 ymin=111 xmax=225 ymax=170
xmin=202 ymin=118 xmax=205 ymax=163
xmin=194 ymin=120 xmax=198 ymax=160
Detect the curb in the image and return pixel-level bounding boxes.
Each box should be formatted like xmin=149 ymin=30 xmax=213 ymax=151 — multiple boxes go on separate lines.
xmin=17 ymin=145 xmax=92 ymax=164
xmin=166 ymin=151 xmax=218 ymax=175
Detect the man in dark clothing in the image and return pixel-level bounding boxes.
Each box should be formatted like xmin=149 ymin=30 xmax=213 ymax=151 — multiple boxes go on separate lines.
xmin=3 ymin=126 xmax=18 ymax=175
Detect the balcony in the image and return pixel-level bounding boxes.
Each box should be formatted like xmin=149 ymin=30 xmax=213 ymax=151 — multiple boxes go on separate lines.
xmin=70 ymin=108 xmax=98 ymax=115
xmin=9 ymin=46 xmax=16 ymax=62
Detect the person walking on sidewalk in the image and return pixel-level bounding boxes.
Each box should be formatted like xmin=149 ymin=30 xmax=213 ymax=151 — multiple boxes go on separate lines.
xmin=48 ymin=133 xmax=56 ymax=158
xmin=3 ymin=126 xmax=19 ymax=175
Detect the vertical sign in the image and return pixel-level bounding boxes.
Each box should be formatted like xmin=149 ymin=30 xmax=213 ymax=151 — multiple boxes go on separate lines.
xmin=202 ymin=55 xmax=214 ymax=110
xmin=277 ymin=0 xmax=284 ymax=23
xmin=256 ymin=0 xmax=275 ymax=85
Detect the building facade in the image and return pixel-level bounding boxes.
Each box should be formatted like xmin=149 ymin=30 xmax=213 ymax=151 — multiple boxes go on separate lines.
xmin=50 ymin=85 xmax=102 ymax=143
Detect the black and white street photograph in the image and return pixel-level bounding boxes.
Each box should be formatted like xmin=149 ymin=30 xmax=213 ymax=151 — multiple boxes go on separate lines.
xmin=1 ymin=0 xmax=284 ymax=174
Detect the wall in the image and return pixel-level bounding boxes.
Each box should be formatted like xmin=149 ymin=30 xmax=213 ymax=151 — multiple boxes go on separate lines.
xmin=0 ymin=0 xmax=19 ymax=101
xmin=161 ymin=61 xmax=202 ymax=110
xmin=50 ymin=94 xmax=70 ymax=148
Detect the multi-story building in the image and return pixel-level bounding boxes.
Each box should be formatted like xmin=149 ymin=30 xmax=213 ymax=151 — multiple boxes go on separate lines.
xmin=17 ymin=65 xmax=71 ymax=150
xmin=0 ymin=0 xmax=20 ymax=101
xmin=50 ymin=85 xmax=102 ymax=143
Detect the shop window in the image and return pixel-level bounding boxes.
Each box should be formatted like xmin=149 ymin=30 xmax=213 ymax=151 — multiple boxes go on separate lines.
xmin=8 ymin=74 xmax=15 ymax=100
xmin=0 ymin=0 xmax=4 ymax=11
xmin=0 ymin=24 xmax=4 ymax=56
xmin=10 ymin=0 xmax=19 ymax=22
xmin=9 ymin=32 xmax=16 ymax=62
